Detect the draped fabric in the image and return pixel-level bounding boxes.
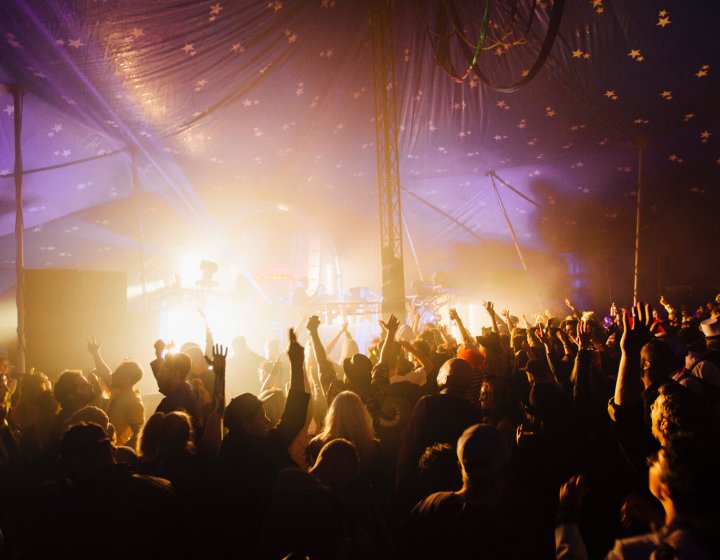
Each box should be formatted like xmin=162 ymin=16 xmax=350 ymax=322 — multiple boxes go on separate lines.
xmin=0 ymin=0 xmax=718 ymax=303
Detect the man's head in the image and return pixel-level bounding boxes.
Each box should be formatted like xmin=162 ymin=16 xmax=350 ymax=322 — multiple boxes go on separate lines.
xmin=54 ymin=370 xmax=95 ymax=413
xmin=111 ymin=361 xmax=143 ymax=390
xmin=650 ymin=384 xmax=708 ymax=446
xmin=648 ymin=432 xmax=720 ymax=518
xmin=456 ymin=424 xmax=511 ymax=483
xmin=224 ymin=392 xmax=272 ymax=437
xmin=524 ymin=359 xmax=551 ymax=385
xmin=640 ymin=339 xmax=676 ymax=387
xmin=61 ymin=423 xmax=115 ymax=483
xmin=437 ymin=358 xmax=474 ymax=396
xmin=310 ymin=438 xmax=359 ymax=490
xmin=156 ymin=353 xmax=191 ymax=395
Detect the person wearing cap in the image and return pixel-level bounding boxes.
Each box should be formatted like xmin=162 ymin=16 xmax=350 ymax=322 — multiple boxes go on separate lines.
xmin=214 ymin=329 xmax=311 ymax=552
xmin=395 ymin=358 xmax=482 ymax=507
xmin=28 ymin=423 xmax=187 ymax=558
xmin=402 ymin=424 xmax=516 ymax=559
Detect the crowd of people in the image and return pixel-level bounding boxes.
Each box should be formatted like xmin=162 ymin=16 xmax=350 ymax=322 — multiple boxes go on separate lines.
xmin=0 ymin=293 xmax=719 ymax=559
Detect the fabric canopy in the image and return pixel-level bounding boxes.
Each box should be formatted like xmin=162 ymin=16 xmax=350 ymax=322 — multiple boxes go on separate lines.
xmin=0 ymin=0 xmax=718 ymax=307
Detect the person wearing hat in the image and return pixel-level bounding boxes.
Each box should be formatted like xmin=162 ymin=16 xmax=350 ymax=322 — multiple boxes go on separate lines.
xmin=214 ymin=329 xmax=311 ymax=552
xmin=395 ymin=358 xmax=482 ymax=508
xmin=402 ymin=424 xmax=516 ymax=559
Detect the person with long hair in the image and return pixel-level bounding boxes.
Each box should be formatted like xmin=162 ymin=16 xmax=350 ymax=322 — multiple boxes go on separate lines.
xmin=307 ymin=390 xmax=380 ymax=478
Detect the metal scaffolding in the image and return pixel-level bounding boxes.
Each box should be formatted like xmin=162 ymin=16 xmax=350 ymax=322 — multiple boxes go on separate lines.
xmin=370 ymin=0 xmax=406 ymax=321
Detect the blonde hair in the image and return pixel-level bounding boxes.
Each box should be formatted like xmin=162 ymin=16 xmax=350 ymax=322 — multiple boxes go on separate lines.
xmin=312 ymin=391 xmax=378 ymax=466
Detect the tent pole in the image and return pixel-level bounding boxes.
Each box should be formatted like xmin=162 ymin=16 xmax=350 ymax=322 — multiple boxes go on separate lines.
xmin=5 ymin=84 xmax=26 ymax=374
xmin=489 ymin=172 xmax=544 ymax=312
xmin=632 ymin=139 xmax=646 ymax=305
xmin=130 ymin=146 xmax=148 ymax=310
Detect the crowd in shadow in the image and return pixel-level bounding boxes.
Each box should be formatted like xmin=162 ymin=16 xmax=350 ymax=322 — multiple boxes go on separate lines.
xmin=0 ymin=294 xmax=718 ymax=559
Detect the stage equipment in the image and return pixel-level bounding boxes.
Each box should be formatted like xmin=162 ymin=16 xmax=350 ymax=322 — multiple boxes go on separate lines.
xmin=198 ymin=260 xmax=219 ymax=288
xmin=370 ymin=0 xmax=406 ymax=321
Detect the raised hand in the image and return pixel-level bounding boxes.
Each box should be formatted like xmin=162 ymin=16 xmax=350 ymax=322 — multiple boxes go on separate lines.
xmin=483 ymin=301 xmax=495 ymax=316
xmin=564 ymin=297 xmax=575 ymax=310
xmin=380 ymin=314 xmax=400 ymax=333
xmin=576 ymin=320 xmax=592 ymax=350
xmin=659 ymin=295 xmax=668 ymax=308
xmin=448 ymin=307 xmax=460 ymax=322
xmin=288 ymin=328 xmax=305 ymax=364
xmin=341 ymin=319 xmax=349 ymax=333
xmin=306 ymin=315 xmax=321 ymax=332
xmin=87 ymin=336 xmax=102 ymax=355
xmin=205 ymin=344 xmax=228 ymax=412
xmin=620 ymin=303 xmax=655 ymax=356
xmin=153 ymin=339 xmax=166 ymax=360
xmin=559 ymin=474 xmax=587 ymax=512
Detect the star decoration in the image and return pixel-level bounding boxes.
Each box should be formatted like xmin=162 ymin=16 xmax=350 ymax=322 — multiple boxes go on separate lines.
xmin=657 ymin=16 xmax=671 ymax=27
xmin=572 ymin=49 xmax=583 ymax=58
xmin=684 ymin=113 xmax=695 ymax=122
xmin=496 ymin=100 xmax=510 ymax=110
xmin=700 ymin=131 xmax=711 ymax=143
xmin=268 ymin=1 xmax=282 ymax=12
xmin=604 ymin=90 xmax=618 ymax=100
xmin=231 ymin=43 xmax=245 ymax=53
xmin=695 ymin=65 xmax=709 ymax=78
xmin=633 ymin=118 xmax=650 ymax=125
xmin=4 ymin=104 xmax=14 ymax=116
xmin=68 ymin=38 xmax=84 ymax=49
xmin=182 ymin=43 xmax=196 ymax=55
xmin=545 ymin=106 xmax=556 ymax=117
xmin=628 ymin=49 xmax=641 ymax=59
xmin=518 ymin=119 xmax=526 ymax=129
xmin=130 ymin=28 xmax=144 ymax=38
xmin=660 ymin=90 xmax=673 ymax=100
xmin=210 ymin=3 xmax=223 ymax=15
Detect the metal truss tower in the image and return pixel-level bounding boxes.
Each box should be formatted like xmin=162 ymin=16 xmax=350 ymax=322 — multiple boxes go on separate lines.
xmin=370 ymin=0 xmax=406 ymax=321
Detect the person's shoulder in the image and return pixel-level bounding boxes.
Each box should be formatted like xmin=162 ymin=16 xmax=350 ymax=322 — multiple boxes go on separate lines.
xmin=411 ymin=491 xmax=461 ymax=517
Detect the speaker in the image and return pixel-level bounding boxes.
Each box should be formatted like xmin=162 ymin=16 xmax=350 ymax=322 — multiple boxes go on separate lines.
xmin=24 ymin=269 xmax=127 ymax=378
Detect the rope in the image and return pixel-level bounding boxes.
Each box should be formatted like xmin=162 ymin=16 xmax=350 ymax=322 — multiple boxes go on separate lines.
xmin=489 ymin=173 xmax=543 ymax=310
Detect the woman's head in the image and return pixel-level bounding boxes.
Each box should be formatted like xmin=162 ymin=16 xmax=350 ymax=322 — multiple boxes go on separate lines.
xmin=315 ymin=391 xmax=377 ymax=462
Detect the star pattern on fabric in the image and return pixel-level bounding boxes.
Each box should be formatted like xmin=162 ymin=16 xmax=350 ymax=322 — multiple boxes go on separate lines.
xmin=604 ymin=90 xmax=618 ymax=100
xmin=700 ymin=131 xmax=711 ymax=143
xmin=231 ymin=43 xmax=245 ymax=53
xmin=684 ymin=113 xmax=696 ymax=122
xmin=660 ymin=90 xmax=673 ymax=100
xmin=695 ymin=64 xmax=709 ymax=78
xmin=657 ymin=10 xmax=671 ymax=27
xmin=268 ymin=1 xmax=283 ymax=12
